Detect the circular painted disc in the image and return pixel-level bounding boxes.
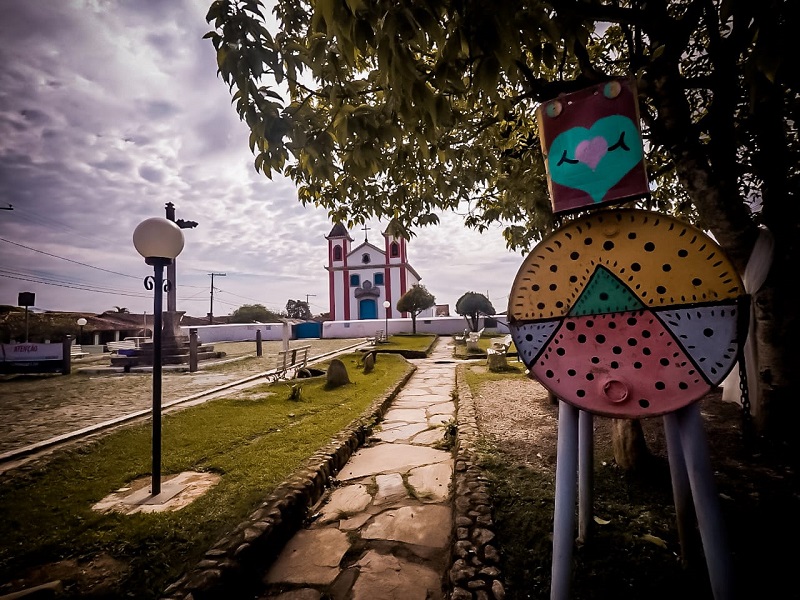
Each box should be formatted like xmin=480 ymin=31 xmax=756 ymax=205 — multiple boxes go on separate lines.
xmin=508 ymin=209 xmax=745 ymax=418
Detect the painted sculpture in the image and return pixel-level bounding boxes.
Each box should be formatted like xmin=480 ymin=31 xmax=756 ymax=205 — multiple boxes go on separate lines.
xmin=508 ymin=206 xmax=746 ymax=599
xmin=508 ymin=208 xmax=745 ymax=418
xmin=536 ymin=78 xmax=650 ymax=214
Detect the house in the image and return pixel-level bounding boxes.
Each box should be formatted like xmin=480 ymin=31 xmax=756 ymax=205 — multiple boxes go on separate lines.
xmin=325 ymin=220 xmax=422 ymax=321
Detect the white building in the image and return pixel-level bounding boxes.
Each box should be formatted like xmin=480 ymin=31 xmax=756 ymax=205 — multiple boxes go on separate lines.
xmin=325 ymin=220 xmax=422 ymax=321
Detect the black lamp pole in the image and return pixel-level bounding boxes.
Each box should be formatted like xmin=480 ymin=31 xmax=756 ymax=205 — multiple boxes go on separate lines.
xmin=145 ymin=256 xmax=171 ymax=496
xmin=134 ymin=216 xmax=184 ymax=501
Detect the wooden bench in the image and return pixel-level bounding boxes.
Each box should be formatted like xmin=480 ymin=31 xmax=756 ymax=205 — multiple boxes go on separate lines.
xmin=265 ymin=345 xmax=311 ymax=382
xmin=70 ymin=345 xmax=89 ymax=358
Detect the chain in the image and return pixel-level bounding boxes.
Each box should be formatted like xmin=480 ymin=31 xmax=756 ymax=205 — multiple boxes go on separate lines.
xmin=737 ymin=294 xmax=755 ymax=452
xmin=738 ymin=356 xmax=755 ymax=451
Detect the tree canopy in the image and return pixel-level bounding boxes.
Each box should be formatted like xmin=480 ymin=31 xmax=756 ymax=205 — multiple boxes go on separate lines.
xmin=396 ymin=284 xmax=436 ymax=333
xmin=229 ymin=303 xmax=283 ymax=323
xmin=206 ymin=1 xmax=799 ymax=454
xmin=285 ymin=299 xmax=312 ymax=320
xmin=455 ymin=292 xmax=496 ymax=332
xmin=206 ymin=0 xmax=795 ymax=258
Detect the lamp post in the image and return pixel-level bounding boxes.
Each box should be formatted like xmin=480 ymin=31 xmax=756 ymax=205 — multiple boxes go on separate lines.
xmin=76 ymin=317 xmax=87 ymax=345
xmin=133 ymin=217 xmax=184 ymax=497
xmin=383 ymin=300 xmax=391 ymax=342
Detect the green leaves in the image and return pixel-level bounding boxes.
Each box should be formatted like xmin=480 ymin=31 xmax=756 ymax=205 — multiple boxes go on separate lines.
xmin=204 ymin=0 xmax=796 ymax=261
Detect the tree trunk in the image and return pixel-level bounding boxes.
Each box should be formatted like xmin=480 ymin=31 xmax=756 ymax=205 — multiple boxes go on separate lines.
xmin=611 ymin=419 xmax=650 ymax=471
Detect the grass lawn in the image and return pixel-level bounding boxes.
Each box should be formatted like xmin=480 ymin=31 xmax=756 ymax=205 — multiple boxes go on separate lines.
xmin=0 ymin=350 xmax=415 ymax=599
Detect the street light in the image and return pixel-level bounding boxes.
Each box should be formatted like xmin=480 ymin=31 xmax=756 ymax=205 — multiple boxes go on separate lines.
xmin=76 ymin=317 xmax=87 ymax=345
xmin=383 ymin=300 xmax=391 ymax=342
xmin=133 ymin=217 xmax=184 ymax=497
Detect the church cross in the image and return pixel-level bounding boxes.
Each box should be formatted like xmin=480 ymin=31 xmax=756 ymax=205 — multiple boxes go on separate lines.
xmin=362 ymin=224 xmax=370 ymax=242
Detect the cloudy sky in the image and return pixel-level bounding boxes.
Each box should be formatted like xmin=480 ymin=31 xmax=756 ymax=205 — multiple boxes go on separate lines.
xmin=0 ymin=0 xmax=524 ymax=320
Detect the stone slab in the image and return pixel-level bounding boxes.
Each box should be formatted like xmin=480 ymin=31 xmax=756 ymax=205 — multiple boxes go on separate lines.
xmin=351 ymin=550 xmax=443 ymax=600
xmin=382 ymin=408 xmax=427 ymax=423
xmin=317 ymin=484 xmax=371 ymax=523
xmin=265 ymin=528 xmax=350 ymax=585
xmin=408 ymin=462 xmax=453 ymax=502
xmin=374 ymin=473 xmax=408 ymax=505
xmin=338 ymin=444 xmax=451 ymax=481
xmin=374 ymin=422 xmax=428 ymax=442
xmin=361 ymin=505 xmax=452 ymax=548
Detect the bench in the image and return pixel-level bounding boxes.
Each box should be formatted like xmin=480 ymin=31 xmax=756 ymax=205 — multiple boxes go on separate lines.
xmin=466 ymin=328 xmax=485 ymax=352
xmin=106 ymin=340 xmax=137 ymax=354
xmin=368 ymin=329 xmax=388 ymax=345
xmin=265 ymin=345 xmax=311 ymax=382
xmin=70 ymin=345 xmax=89 ymax=358
xmin=453 ymin=329 xmax=468 ymax=345
xmin=487 ymin=335 xmax=513 ymax=371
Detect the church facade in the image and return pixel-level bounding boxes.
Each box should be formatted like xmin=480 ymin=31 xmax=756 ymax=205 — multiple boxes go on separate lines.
xmin=325 ymin=220 xmax=421 ymax=321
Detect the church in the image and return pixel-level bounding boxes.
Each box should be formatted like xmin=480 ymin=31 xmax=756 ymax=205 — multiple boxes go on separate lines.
xmin=325 ymin=220 xmax=422 ymax=321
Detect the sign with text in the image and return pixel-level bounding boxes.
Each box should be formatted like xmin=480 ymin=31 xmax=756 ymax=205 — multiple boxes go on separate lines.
xmin=1 ymin=343 xmax=64 ymax=362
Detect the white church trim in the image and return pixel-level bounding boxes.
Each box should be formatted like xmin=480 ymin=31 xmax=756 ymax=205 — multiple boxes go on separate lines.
xmin=325 ymin=220 xmax=421 ymax=321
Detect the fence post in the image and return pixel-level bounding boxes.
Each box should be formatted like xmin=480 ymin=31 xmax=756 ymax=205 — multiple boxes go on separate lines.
xmin=256 ymin=329 xmax=262 ymax=357
xmin=189 ymin=328 xmax=198 ymax=372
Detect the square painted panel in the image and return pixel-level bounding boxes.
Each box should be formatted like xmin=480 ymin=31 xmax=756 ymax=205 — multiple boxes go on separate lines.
xmin=536 ymin=78 xmax=650 ymax=214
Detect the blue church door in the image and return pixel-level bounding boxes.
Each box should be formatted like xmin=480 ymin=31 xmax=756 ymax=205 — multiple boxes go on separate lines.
xmin=359 ymin=299 xmax=377 ymax=319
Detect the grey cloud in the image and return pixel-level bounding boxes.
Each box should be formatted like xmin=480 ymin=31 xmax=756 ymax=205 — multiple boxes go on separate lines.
xmin=138 ymin=165 xmax=165 ymax=183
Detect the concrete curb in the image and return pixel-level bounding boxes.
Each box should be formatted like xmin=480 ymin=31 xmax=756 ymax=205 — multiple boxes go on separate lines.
xmin=161 ymin=362 xmax=418 ymax=600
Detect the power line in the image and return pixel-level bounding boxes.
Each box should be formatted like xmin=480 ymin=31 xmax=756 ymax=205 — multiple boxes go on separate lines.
xmin=0 ymin=271 xmax=152 ymax=298
xmin=0 ymin=237 xmax=140 ymax=279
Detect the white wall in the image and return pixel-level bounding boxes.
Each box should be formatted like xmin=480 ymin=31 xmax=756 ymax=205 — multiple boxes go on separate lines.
xmin=182 ymin=316 xmax=510 ymax=343
xmin=181 ymin=323 xmax=287 ymax=344
xmin=322 ymin=315 xmax=510 ymax=339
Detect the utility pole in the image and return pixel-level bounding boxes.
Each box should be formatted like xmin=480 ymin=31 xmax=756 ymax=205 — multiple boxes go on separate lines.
xmin=305 ymin=294 xmax=316 ymax=305
xmin=208 ymin=272 xmax=226 ymax=324
xmin=164 ymin=202 xmax=198 ymax=312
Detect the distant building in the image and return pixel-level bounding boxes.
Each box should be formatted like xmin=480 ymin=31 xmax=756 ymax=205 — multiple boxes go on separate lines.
xmin=325 ymin=220 xmax=422 ymax=321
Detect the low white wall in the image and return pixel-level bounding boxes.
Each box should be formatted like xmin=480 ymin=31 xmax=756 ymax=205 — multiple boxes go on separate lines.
xmin=181 ymin=323 xmax=287 ymax=344
xmin=322 ymin=315 xmax=510 ymax=339
xmin=181 ymin=316 xmax=510 ymax=343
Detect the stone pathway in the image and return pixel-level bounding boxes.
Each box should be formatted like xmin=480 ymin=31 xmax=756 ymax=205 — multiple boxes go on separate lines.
xmin=260 ymin=340 xmax=458 ymax=600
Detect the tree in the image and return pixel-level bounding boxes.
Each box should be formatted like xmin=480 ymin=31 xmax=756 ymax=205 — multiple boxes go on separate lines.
xmin=455 ymin=292 xmax=496 ymax=332
xmin=230 ymin=304 xmax=282 ymax=323
xmin=396 ymin=284 xmax=436 ymax=334
xmin=285 ymin=299 xmax=312 ymax=320
xmin=206 ymin=1 xmax=798 ymax=459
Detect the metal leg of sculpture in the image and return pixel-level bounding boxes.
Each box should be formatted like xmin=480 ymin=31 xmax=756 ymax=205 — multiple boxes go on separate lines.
xmin=677 ymin=402 xmax=734 ymax=600
xmin=663 ymin=411 xmax=699 ymax=568
xmin=551 ymin=400 xmax=580 ymax=600
xmin=577 ymin=409 xmax=594 ymax=544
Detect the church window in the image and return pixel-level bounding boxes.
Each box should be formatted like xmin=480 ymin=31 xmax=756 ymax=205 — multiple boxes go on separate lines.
xmin=390 ymin=242 xmax=399 ymax=257
xmin=333 ymin=245 xmax=342 ymax=260
xmin=362 ymin=253 xmax=371 ymax=264
xmin=350 ymin=274 xmax=360 ymax=286
xmin=374 ymin=273 xmax=384 ymax=285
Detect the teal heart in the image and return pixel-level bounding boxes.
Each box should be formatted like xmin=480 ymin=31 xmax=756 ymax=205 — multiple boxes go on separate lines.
xmin=548 ymin=115 xmax=643 ymax=203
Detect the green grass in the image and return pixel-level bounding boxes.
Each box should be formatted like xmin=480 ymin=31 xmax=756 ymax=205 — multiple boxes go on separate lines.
xmin=0 ymin=352 xmax=413 ymax=599
xmin=381 ymin=333 xmax=437 ymax=353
